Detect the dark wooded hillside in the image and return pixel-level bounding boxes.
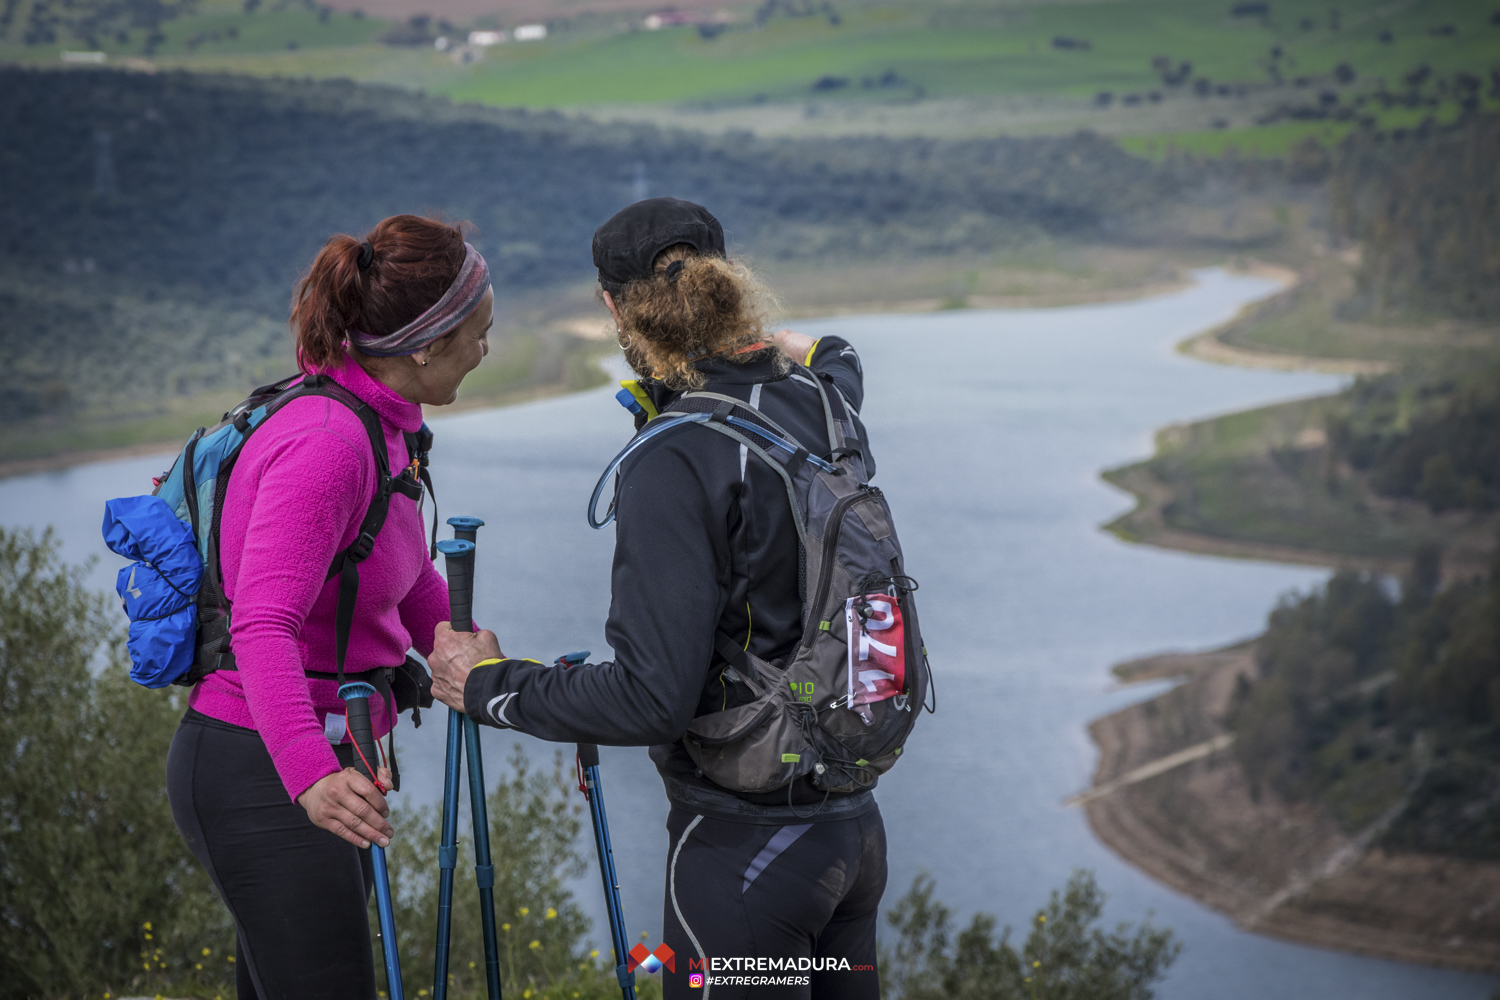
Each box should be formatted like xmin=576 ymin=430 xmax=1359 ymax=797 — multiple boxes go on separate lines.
xmin=1231 ymin=554 xmax=1500 ymax=859
xmin=0 ymin=66 xmax=1223 ymax=432
xmin=0 ymin=66 xmax=1191 ymax=310
xmin=1331 ymin=114 xmax=1500 ymax=321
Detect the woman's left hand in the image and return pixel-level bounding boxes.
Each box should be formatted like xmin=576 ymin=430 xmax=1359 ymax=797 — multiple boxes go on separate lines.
xmin=429 ymin=621 xmax=504 ymax=712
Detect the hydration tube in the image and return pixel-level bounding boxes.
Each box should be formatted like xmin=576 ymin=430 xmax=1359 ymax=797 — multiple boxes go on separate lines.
xmin=722 ymin=415 xmax=838 ymax=473
xmin=588 ymin=413 xmax=705 ymax=528
xmin=587 ymin=411 xmax=835 ymax=529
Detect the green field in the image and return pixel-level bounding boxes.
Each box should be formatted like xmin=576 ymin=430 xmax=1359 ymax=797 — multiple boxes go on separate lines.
xmin=5 ymin=0 xmax=1498 ymax=147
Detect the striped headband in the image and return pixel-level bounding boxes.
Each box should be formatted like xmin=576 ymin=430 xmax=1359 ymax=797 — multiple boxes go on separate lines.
xmin=350 ymin=243 xmax=492 ymax=357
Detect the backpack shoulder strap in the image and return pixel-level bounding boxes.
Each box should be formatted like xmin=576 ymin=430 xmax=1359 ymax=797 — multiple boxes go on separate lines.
xmin=790 ymin=365 xmax=866 ymax=463
xmin=676 ymin=389 xmax=800 ymax=441
xmin=198 ymin=376 xmax=429 ymax=694
xmin=299 ymin=378 xmax=404 ymax=688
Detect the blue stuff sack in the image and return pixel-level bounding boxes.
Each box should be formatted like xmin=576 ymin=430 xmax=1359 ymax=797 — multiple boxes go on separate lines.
xmin=102 ymin=494 xmax=204 ymax=688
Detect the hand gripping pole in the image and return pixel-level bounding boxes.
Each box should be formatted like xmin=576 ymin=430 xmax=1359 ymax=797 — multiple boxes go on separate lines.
xmin=431 ymin=534 xmax=469 ymax=1000
xmin=435 ymin=518 xmax=502 ymax=1000
xmin=340 ymin=679 xmax=405 ymax=1000
xmin=558 ymin=652 xmax=637 ymax=1000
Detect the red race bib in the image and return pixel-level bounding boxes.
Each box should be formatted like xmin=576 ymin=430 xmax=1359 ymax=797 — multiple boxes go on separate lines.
xmin=845 ymin=593 xmax=905 ymax=722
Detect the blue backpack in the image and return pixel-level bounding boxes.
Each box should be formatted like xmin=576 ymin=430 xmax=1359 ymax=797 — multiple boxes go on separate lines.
xmin=103 ymin=374 xmax=435 ymax=694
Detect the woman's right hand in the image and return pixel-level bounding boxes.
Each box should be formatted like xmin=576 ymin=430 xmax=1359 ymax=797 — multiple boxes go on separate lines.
xmin=771 ymin=328 xmax=816 ymax=363
xmin=297 ymin=767 xmax=394 ymax=849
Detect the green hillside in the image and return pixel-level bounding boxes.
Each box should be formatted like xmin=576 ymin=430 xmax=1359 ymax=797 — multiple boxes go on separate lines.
xmin=4 ymin=0 xmax=1498 ymax=150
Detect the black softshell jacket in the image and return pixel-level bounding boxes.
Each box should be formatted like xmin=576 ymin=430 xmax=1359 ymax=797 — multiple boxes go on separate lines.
xmin=463 ymin=337 xmax=875 ymax=815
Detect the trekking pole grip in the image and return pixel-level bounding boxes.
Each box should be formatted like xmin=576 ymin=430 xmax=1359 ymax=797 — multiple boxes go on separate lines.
xmin=447 ymin=515 xmax=485 ymax=547
xmin=340 ymin=682 xmax=382 ymax=787
xmin=437 ymin=539 xmax=475 ymax=635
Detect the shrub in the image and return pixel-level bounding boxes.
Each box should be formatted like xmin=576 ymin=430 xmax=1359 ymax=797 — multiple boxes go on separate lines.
xmin=382 ymin=747 xmax=657 ymax=1000
xmin=0 ymin=528 xmax=645 ymax=999
xmin=881 ymin=870 xmax=1180 ymax=1000
xmin=0 ymin=527 xmax=234 ymax=999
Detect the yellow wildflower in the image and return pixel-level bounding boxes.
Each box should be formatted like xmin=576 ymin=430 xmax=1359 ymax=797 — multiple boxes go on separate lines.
xmin=591 ymin=950 xmax=599 ymax=959
xmin=196 ymin=963 xmax=203 ymax=970
xmin=203 ymin=947 xmax=212 ymax=956
xmin=529 ymin=939 xmax=541 ymax=950
xmin=143 ymin=922 xmax=153 ymax=930
xmin=546 ymin=907 xmax=557 ymax=920
xmin=503 ymin=923 xmax=512 ymax=932
xmin=1033 ymin=961 xmax=1040 ymax=968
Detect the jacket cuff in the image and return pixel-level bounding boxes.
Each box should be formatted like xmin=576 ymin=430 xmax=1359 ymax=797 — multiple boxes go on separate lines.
xmin=278 ymin=733 xmax=344 ymax=803
xmin=464 ymin=659 xmax=509 ymax=727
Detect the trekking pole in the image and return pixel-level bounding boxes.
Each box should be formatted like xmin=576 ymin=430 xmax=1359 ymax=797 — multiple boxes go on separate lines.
xmin=557 ymin=652 xmax=637 ymax=1000
xmin=465 ymin=698 xmax=504 ymax=1000
xmin=340 ymin=679 xmax=405 ymax=1000
xmin=447 ymin=518 xmax=503 ymax=1000
xmin=433 ymin=535 xmax=474 ymax=1000
xmin=436 ymin=520 xmax=503 ymax=1000
xmin=433 ymin=517 xmax=486 ymax=1000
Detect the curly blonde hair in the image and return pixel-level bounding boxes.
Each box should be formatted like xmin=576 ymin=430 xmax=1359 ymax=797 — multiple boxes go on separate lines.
xmin=614 ymin=244 xmax=781 ymax=389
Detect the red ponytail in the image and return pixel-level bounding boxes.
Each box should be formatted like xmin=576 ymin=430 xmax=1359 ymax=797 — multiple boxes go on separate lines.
xmin=291 ymin=214 xmax=468 ymax=372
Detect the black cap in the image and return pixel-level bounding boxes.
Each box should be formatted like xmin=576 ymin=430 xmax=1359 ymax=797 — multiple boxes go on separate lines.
xmin=592 ymin=197 xmax=725 ymax=296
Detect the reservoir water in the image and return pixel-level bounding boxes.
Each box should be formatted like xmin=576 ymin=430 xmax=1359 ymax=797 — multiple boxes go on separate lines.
xmin=3 ymin=270 xmax=1493 ymax=999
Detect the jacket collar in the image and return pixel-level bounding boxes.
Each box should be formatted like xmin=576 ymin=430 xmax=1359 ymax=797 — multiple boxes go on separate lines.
xmin=690 ymin=347 xmax=786 ymax=387
xmin=625 ymin=348 xmax=787 ymax=428
xmin=326 ymin=354 xmax=425 ymax=434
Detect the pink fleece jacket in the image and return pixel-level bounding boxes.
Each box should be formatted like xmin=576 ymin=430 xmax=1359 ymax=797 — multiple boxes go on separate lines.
xmin=188 ymin=358 xmax=451 ymax=802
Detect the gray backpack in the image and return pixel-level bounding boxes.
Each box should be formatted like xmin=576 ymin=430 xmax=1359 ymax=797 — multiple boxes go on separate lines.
xmin=590 ymin=367 xmax=934 ymax=796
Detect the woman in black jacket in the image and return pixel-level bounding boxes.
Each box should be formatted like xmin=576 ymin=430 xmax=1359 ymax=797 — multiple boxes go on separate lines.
xmin=429 ymin=198 xmax=886 ymax=1000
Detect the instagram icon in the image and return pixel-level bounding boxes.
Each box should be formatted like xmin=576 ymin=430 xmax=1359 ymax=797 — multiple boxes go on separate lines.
xmin=688 ymin=974 xmax=705 ymax=988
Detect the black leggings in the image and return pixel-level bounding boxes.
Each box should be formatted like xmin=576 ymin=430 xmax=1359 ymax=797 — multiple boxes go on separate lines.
xmin=167 ymin=709 xmax=376 ymax=1000
xmin=662 ymin=805 xmax=887 ymax=1000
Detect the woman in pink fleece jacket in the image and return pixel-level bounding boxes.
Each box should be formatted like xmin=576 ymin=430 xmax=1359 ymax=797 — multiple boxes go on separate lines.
xmin=165 ymin=214 xmax=492 ymax=1000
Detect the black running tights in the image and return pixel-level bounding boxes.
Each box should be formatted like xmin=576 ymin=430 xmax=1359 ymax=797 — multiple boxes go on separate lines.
xmin=662 ymin=805 xmax=888 ymax=1000
xmin=167 ymin=709 xmax=376 ymax=999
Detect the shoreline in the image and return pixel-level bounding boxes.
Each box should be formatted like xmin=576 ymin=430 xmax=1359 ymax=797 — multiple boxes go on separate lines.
xmin=0 ymin=266 xmax=1204 ymax=483
xmin=1079 ymin=646 xmax=1500 ymax=975
xmin=0 ymin=374 xmax=599 ymax=482
xmin=1082 ymin=264 xmax=1500 ymax=973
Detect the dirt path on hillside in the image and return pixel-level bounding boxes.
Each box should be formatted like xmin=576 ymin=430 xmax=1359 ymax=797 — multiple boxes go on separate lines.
xmin=1080 ymin=646 xmax=1500 ymax=974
